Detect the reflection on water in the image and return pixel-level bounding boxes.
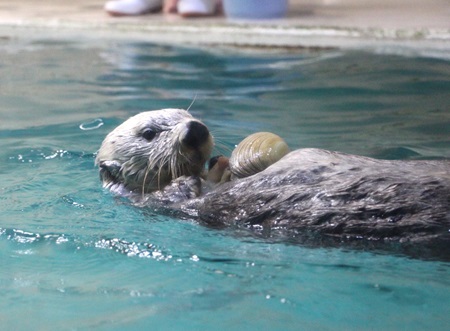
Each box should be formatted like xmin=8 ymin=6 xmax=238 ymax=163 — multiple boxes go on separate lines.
xmin=0 ymin=39 xmax=449 ymax=330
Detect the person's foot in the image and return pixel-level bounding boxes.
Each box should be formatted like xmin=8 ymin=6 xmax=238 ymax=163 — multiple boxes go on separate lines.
xmin=177 ymin=0 xmax=218 ymax=17
xmin=163 ymin=0 xmax=178 ymax=14
xmin=104 ymin=0 xmax=163 ymax=16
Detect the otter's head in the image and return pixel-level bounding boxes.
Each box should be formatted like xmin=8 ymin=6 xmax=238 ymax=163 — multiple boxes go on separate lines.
xmin=95 ymin=109 xmax=213 ymax=194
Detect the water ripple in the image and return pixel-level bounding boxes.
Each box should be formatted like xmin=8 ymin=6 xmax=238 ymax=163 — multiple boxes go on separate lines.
xmin=79 ymin=118 xmax=104 ymax=131
xmin=0 ymin=227 xmax=175 ymax=262
xmin=94 ymin=238 xmax=172 ymax=261
xmin=2 ymin=228 xmax=68 ymax=246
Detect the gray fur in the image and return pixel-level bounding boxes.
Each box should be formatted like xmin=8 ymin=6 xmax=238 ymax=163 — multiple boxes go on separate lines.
xmin=95 ymin=109 xmax=213 ymax=194
xmin=193 ymin=149 xmax=450 ymax=241
xmin=97 ymin=109 xmax=450 ymax=259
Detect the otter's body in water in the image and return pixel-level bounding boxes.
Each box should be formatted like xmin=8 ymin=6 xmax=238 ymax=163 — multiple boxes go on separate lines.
xmin=97 ymin=109 xmax=450 ymax=259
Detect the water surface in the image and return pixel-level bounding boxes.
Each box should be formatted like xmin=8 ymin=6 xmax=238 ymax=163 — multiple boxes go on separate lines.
xmin=0 ymin=39 xmax=449 ymax=330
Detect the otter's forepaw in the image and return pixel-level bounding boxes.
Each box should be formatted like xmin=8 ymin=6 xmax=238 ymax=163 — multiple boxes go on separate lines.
xmin=151 ymin=176 xmax=202 ymax=204
xmin=173 ymin=176 xmax=202 ymax=198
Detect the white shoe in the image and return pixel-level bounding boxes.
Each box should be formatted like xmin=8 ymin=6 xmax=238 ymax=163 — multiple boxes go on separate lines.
xmin=104 ymin=0 xmax=163 ymax=16
xmin=177 ymin=0 xmax=217 ymax=17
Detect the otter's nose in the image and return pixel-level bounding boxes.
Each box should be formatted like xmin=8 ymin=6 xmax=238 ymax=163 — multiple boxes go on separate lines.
xmin=182 ymin=121 xmax=210 ymax=149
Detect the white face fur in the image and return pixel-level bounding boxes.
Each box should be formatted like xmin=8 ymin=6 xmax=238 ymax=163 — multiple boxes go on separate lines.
xmin=96 ymin=109 xmax=214 ymax=194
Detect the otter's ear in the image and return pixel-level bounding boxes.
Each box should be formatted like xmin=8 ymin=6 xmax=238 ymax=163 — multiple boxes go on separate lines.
xmin=98 ymin=160 xmax=122 ymax=185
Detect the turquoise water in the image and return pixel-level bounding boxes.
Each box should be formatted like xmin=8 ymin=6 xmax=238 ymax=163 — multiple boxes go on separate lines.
xmin=1 ymin=39 xmax=449 ymax=330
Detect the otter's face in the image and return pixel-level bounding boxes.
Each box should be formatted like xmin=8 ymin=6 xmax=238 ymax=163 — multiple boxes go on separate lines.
xmin=95 ymin=109 xmax=213 ymax=194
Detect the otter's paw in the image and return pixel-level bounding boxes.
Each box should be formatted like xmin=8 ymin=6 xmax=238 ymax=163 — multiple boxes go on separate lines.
xmin=152 ymin=176 xmax=202 ymax=204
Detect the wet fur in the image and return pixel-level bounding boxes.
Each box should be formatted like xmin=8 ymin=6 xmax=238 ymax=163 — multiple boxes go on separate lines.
xmin=97 ymin=109 xmax=450 ymax=260
xmin=190 ymin=149 xmax=450 ymax=259
xmin=95 ymin=109 xmax=213 ymax=195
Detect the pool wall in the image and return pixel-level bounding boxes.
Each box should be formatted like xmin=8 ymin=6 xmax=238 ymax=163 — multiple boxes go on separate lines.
xmin=0 ymin=0 xmax=449 ymax=58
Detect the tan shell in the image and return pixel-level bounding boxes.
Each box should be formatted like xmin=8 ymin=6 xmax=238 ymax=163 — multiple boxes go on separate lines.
xmin=229 ymin=132 xmax=290 ymax=179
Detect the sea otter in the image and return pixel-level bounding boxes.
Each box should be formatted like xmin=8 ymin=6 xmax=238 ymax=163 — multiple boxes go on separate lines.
xmin=96 ymin=109 xmax=213 ymax=196
xmin=96 ymin=109 xmax=450 ymax=259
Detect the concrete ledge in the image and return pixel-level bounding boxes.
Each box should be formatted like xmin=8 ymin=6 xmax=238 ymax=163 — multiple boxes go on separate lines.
xmin=0 ymin=0 xmax=449 ymax=57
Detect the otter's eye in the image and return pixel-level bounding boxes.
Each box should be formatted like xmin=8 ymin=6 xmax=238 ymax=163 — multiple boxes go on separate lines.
xmin=142 ymin=129 xmax=156 ymax=141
